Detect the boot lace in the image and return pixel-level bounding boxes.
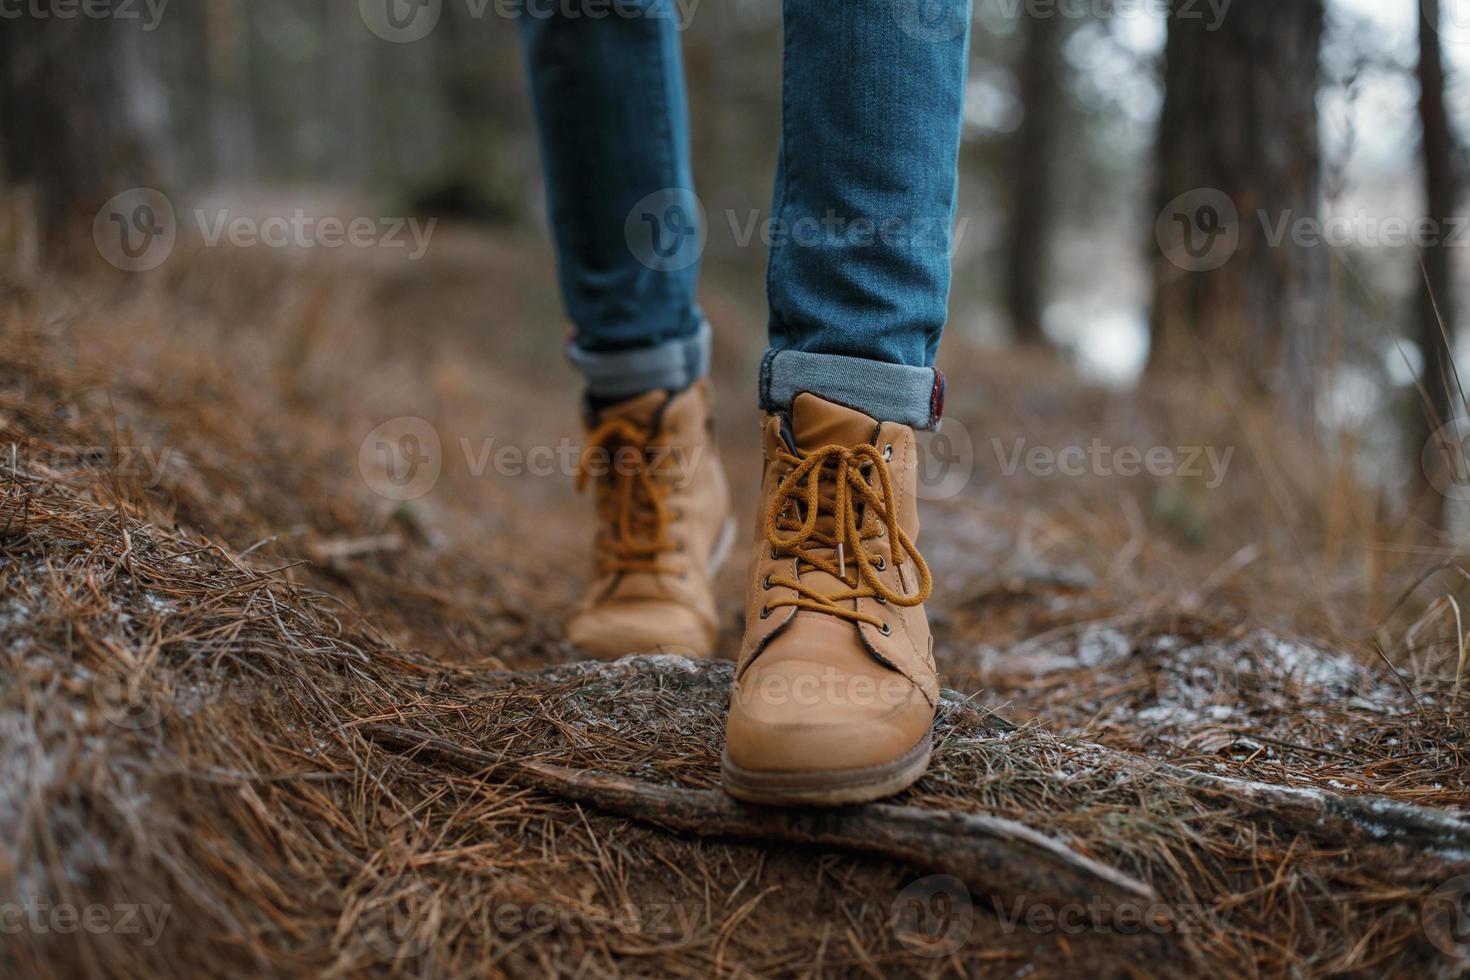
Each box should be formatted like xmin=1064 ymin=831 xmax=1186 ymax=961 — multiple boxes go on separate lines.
xmin=576 ymin=417 xmax=679 ymax=576
xmin=762 ymin=441 xmax=931 ymax=627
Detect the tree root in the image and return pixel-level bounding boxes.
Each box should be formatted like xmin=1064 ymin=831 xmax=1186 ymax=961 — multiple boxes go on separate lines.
xmin=361 ymin=723 xmax=1157 ymax=910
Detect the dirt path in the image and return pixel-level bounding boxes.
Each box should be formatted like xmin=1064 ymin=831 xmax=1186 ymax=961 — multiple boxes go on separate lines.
xmin=2 ymin=231 xmax=1467 ymax=978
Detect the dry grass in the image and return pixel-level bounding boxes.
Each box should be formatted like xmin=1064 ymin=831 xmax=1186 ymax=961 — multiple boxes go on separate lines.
xmin=1 ymin=237 xmax=1468 ymax=978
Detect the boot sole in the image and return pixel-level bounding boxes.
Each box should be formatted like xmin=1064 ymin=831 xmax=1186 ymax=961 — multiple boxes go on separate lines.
xmin=719 ymin=730 xmax=932 ymax=806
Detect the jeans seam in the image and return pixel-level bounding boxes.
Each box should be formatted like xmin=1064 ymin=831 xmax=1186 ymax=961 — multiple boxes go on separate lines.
xmin=765 ymin=0 xmax=795 ymax=349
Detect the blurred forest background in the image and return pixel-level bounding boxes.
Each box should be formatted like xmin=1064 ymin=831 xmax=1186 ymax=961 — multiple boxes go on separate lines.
xmin=2 ymin=0 xmax=1470 ymax=528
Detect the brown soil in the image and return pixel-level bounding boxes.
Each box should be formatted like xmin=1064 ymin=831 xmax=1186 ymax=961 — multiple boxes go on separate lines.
xmin=2 ymin=227 xmax=1467 ymax=978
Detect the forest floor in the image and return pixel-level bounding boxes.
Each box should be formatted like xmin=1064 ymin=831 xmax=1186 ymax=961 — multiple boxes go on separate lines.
xmin=3 ymin=222 xmax=1470 ymax=978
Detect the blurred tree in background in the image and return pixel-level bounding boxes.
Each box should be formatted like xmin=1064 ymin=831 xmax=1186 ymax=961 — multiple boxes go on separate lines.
xmin=1149 ymin=0 xmax=1329 ymax=416
xmin=1 ymin=0 xmax=1468 ymax=529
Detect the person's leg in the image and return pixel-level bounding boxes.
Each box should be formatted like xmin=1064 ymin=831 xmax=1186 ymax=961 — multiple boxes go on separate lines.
xmin=724 ymin=0 xmax=971 ymax=805
xmin=518 ymin=0 xmax=708 ymax=399
xmin=758 ymin=0 xmax=971 ymax=430
xmin=519 ymin=3 xmax=731 ymax=660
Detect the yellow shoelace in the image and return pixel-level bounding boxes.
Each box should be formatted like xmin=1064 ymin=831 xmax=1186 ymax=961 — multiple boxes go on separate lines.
xmin=576 ymin=417 xmax=679 ymax=576
xmin=762 ymin=441 xmax=931 ymax=627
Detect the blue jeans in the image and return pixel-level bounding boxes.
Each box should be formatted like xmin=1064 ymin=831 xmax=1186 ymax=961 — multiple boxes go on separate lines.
xmin=519 ymin=0 xmax=971 ymax=428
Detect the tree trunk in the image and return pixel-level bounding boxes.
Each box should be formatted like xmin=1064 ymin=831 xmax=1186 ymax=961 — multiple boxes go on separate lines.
xmin=0 ymin=14 xmax=149 ymax=256
xmin=1148 ymin=0 xmax=1328 ymax=418
xmin=1004 ymin=12 xmax=1065 ymax=347
xmin=1414 ymin=0 xmax=1461 ymax=531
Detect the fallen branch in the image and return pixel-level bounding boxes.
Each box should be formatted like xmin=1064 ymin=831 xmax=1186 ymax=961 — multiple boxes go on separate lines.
xmin=1168 ymin=766 xmax=1470 ymax=864
xmin=361 ymin=723 xmax=1156 ymax=909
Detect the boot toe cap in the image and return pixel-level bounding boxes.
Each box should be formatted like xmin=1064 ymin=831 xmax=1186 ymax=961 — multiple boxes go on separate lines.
xmin=567 ymin=600 xmax=715 ymax=660
xmin=724 ymin=656 xmax=933 ymax=774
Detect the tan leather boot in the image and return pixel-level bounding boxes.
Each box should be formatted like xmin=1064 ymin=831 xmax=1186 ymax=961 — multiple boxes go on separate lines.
xmin=568 ymin=379 xmax=734 ymax=659
xmin=722 ymin=392 xmax=936 ymax=805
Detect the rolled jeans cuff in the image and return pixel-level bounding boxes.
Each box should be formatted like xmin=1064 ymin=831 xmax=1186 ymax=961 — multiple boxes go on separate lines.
xmin=568 ymin=319 xmax=711 ymax=398
xmin=759 ymin=348 xmax=946 ymax=431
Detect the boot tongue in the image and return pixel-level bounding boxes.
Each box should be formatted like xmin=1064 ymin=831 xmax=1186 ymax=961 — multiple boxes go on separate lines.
xmin=782 ymin=394 xmax=880 ymax=603
xmin=789 ymin=393 xmax=879 ymax=452
xmin=596 ymin=389 xmax=669 ymax=428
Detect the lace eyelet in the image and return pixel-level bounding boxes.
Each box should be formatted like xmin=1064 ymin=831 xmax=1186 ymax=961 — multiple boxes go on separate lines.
xmin=876 ymin=595 xmax=887 ymax=605
xmin=874 ymin=555 xmax=886 ymax=571
xmin=770 ymin=547 xmax=780 ymax=560
xmin=878 ymin=622 xmax=892 ymax=636
xmin=763 ymin=574 xmax=773 ymax=590
xmin=882 ymin=444 xmax=893 ymax=462
xmin=759 ymin=605 xmax=772 ymax=620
